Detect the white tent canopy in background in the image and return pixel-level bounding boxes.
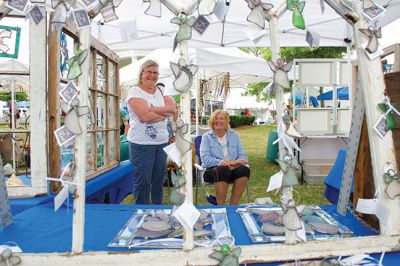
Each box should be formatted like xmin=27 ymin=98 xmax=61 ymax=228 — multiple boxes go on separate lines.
xmin=119 ymin=47 xmax=272 ymax=89
xmin=0 ymin=59 xmax=29 ymax=85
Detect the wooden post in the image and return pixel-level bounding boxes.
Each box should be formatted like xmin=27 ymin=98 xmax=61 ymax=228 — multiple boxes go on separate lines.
xmin=179 ymin=40 xmax=194 ymax=251
xmin=72 ymin=26 xmax=91 ymax=253
xmin=325 ymin=0 xmax=400 ymax=235
xmin=48 ymin=13 xmax=61 ymax=193
xmin=29 ymin=6 xmax=48 ymax=194
xmin=267 ymin=5 xmax=296 ymax=244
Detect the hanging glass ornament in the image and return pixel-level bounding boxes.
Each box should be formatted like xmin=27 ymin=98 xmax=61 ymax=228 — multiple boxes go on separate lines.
xmin=276 ymin=154 xmax=300 ymax=187
xmin=170 ymin=58 xmax=199 ymax=93
xmin=359 ymin=26 xmax=381 ymax=54
xmin=287 ymin=0 xmax=306 ymax=30
xmin=378 ymin=102 xmax=397 ymax=130
xmin=245 ymin=0 xmax=274 ymax=29
xmin=67 ymin=48 xmax=89 ymax=80
xmin=171 ymin=12 xmax=196 ymax=51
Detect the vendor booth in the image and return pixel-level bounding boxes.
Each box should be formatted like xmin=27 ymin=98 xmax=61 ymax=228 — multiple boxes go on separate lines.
xmin=0 ymin=0 xmax=400 ymax=265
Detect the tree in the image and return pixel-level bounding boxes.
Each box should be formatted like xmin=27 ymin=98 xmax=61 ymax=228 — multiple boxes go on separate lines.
xmin=0 ymin=92 xmax=29 ymax=102
xmin=241 ymin=47 xmax=346 ymax=100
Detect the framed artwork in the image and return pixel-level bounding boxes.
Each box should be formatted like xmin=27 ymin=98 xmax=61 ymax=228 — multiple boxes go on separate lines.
xmin=0 ymin=25 xmax=21 ymax=59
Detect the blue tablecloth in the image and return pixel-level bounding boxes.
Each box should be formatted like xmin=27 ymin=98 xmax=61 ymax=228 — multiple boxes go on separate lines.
xmin=2 ymin=203 xmax=400 ymax=265
xmin=0 ymin=204 xmax=377 ymax=253
xmin=10 ymin=161 xmax=134 ymax=215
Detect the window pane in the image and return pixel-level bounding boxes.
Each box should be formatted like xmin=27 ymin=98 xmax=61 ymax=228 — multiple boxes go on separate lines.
xmin=60 ymin=32 xmax=75 ymax=80
xmin=108 ymin=61 xmax=116 ymax=95
xmin=108 ymin=96 xmax=117 ymax=129
xmin=96 ymin=132 xmax=105 ymax=168
xmin=96 ymin=54 xmax=105 ymax=92
xmin=96 ymin=94 xmax=105 ymax=128
xmin=108 ymin=130 xmax=117 ymax=164
xmin=85 ymin=133 xmax=94 ymax=172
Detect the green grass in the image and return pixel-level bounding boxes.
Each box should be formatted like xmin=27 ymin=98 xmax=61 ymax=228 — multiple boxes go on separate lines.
xmin=123 ymin=125 xmax=329 ymax=206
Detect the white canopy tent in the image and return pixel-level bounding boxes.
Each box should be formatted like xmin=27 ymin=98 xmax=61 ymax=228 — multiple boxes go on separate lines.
xmin=92 ymin=0 xmax=353 ymax=50
xmin=120 ymin=47 xmax=272 ymax=89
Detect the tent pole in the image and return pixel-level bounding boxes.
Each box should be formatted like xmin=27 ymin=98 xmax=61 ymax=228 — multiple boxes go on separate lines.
xmin=179 ymin=40 xmax=194 ymax=251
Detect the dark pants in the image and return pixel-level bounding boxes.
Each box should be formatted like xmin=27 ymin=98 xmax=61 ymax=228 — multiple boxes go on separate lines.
xmin=129 ymin=142 xmax=168 ymax=204
xmin=203 ymin=165 xmax=250 ymax=183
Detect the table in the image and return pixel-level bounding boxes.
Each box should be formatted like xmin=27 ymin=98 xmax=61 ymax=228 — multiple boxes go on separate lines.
xmin=10 ymin=161 xmax=134 ymax=215
xmin=0 ymin=204 xmax=377 ymax=253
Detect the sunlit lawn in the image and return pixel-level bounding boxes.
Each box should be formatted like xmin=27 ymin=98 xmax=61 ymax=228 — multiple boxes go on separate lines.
xmin=123 ymin=125 xmax=329 ymax=206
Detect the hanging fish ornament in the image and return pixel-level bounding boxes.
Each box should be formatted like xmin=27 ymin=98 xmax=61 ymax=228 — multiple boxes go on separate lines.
xmin=359 ymin=26 xmax=381 ymax=54
xmin=245 ymin=0 xmax=274 ymax=29
xmin=170 ymin=58 xmax=199 ymax=93
xmin=67 ymin=48 xmax=89 ymax=80
xmin=287 ymin=0 xmax=306 ymax=30
xmin=171 ymin=12 xmax=196 ymax=51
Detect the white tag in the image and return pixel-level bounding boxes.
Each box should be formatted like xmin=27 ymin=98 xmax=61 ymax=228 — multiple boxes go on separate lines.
xmin=173 ymin=201 xmax=201 ymax=230
xmin=267 ymin=171 xmax=283 ymax=192
xmin=296 ymin=222 xmax=307 ymax=242
xmin=54 ymin=186 xmax=68 ymax=211
xmin=0 ymin=245 xmax=22 ymax=253
xmin=375 ymin=200 xmax=389 ymax=224
xmin=373 ymin=114 xmax=389 ymax=139
xmin=356 ymin=198 xmax=377 ymax=214
xmin=163 ymin=143 xmax=182 ymax=167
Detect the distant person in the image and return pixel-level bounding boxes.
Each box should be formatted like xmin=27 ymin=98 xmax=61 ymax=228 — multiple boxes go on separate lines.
xmin=240 ymin=109 xmax=245 ymax=116
xmin=200 ymin=110 xmax=250 ymax=205
xmin=244 ymin=108 xmax=251 ymax=116
xmin=126 ymin=59 xmax=177 ymax=204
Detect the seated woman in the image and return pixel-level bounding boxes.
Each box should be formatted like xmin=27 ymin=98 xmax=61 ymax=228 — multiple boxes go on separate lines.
xmin=200 ymin=110 xmax=250 ymax=205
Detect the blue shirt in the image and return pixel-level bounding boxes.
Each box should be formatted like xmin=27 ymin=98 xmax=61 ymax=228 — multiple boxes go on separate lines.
xmin=200 ymin=129 xmax=248 ymax=168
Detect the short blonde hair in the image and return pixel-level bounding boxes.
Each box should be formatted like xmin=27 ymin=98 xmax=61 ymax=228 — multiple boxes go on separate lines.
xmin=135 ymin=59 xmax=159 ymax=86
xmin=208 ymin=109 xmax=230 ymax=131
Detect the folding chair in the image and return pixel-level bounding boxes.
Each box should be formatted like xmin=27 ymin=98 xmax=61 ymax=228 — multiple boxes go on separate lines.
xmin=194 ymin=135 xmax=250 ymax=205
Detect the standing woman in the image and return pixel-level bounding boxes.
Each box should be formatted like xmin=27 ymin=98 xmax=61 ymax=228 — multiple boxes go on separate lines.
xmin=200 ymin=110 xmax=250 ymax=205
xmin=126 ymin=60 xmax=176 ymax=204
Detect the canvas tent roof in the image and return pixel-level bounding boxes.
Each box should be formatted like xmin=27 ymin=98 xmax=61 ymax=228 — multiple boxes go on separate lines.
xmin=92 ymin=0 xmax=353 ymax=51
xmin=120 ymin=47 xmax=272 ymax=88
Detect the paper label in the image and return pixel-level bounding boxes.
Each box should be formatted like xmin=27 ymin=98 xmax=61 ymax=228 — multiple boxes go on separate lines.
xmin=356 ymin=198 xmax=377 ymax=214
xmin=375 ymin=200 xmax=389 ymax=224
xmin=54 ymin=186 xmax=68 ymax=211
xmin=163 ymin=143 xmax=182 ymax=167
xmin=173 ymin=200 xmax=200 ymax=230
xmin=267 ymin=171 xmax=283 ymax=192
